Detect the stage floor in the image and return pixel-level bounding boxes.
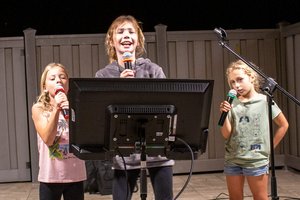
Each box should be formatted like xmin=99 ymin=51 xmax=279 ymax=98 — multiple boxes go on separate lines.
xmin=0 ymin=168 xmax=299 ymax=200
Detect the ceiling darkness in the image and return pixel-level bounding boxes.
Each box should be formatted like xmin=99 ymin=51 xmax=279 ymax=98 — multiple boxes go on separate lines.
xmin=1 ymin=0 xmax=300 ymax=37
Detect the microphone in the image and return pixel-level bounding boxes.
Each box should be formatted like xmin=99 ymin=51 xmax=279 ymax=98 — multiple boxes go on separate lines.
xmin=218 ymin=89 xmax=237 ymax=126
xmin=214 ymin=27 xmax=227 ymax=40
xmin=122 ymin=52 xmax=133 ymax=69
xmin=54 ymin=85 xmax=69 ymax=119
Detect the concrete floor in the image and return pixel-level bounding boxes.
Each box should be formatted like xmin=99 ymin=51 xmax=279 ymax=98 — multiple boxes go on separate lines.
xmin=0 ymin=168 xmax=300 ymax=200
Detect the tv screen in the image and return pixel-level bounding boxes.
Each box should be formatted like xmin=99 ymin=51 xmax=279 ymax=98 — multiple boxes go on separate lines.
xmin=68 ymin=78 xmax=214 ymax=160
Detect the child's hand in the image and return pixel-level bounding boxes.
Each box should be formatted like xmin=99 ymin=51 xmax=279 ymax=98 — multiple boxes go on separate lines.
xmin=219 ymin=101 xmax=232 ymax=113
xmin=120 ymin=69 xmax=135 ymax=78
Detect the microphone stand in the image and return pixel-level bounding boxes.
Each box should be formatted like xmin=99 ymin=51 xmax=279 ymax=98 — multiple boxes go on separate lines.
xmin=138 ymin=121 xmax=147 ymax=200
xmin=214 ymin=28 xmax=300 ymax=200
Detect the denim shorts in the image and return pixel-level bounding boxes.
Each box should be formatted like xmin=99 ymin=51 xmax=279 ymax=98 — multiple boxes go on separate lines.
xmin=224 ymin=164 xmax=269 ymax=176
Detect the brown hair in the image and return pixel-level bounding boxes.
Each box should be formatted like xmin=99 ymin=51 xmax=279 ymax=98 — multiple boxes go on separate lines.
xmin=105 ymin=15 xmax=145 ymax=63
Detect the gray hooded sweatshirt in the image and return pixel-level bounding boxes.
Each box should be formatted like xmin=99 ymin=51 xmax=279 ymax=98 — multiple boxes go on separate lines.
xmin=95 ymin=57 xmax=166 ymax=79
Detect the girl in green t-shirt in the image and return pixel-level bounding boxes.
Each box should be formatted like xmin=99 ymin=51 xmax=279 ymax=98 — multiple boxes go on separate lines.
xmin=219 ymin=60 xmax=289 ymax=200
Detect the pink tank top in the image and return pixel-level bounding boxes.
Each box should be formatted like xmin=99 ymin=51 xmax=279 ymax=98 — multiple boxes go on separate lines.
xmin=37 ymin=113 xmax=86 ymax=183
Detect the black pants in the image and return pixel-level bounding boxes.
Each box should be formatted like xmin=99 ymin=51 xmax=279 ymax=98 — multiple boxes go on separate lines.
xmin=113 ymin=166 xmax=173 ymax=200
xmin=39 ymin=181 xmax=84 ymax=200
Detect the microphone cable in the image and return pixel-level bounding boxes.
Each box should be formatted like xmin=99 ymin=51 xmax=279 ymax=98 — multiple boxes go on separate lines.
xmin=173 ymin=137 xmax=195 ymax=200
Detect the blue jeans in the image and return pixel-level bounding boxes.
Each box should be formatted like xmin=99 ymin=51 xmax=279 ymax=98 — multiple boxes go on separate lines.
xmin=113 ymin=166 xmax=173 ymax=200
xmin=39 ymin=181 xmax=84 ymax=200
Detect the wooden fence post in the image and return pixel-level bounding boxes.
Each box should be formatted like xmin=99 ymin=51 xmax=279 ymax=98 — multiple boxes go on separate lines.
xmin=23 ymin=28 xmax=39 ymax=182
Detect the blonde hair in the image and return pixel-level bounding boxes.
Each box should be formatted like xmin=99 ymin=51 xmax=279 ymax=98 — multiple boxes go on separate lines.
xmin=105 ymin=15 xmax=145 ymax=63
xmin=226 ymin=60 xmax=262 ymax=92
xmin=36 ymin=63 xmax=68 ymax=110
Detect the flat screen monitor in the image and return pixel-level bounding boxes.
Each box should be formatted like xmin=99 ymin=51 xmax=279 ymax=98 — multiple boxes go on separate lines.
xmin=68 ymin=78 xmax=214 ymax=160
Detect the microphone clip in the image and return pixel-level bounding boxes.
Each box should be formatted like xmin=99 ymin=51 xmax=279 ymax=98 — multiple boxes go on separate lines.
xmin=214 ymin=28 xmax=228 ymax=47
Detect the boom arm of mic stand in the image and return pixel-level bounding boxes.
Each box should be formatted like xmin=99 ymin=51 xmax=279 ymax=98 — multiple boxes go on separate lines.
xmin=215 ymin=28 xmax=300 ymax=200
xmin=217 ymin=35 xmax=300 ymax=106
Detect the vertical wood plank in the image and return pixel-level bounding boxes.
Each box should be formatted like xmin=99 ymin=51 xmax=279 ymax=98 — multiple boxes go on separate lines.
xmin=168 ymin=42 xmax=177 ymax=78
xmin=72 ymin=45 xmax=80 ymax=77
xmin=79 ymin=45 xmax=93 ymax=78
xmin=285 ymin=37 xmax=297 ymax=156
xmin=294 ymin=35 xmax=300 ymax=156
xmin=211 ymin=40 xmax=226 ymax=159
xmin=0 ymin=48 xmax=10 ymax=169
xmin=175 ymin=41 xmax=189 ymax=78
xmin=40 ymin=46 xmax=54 ymax=68
xmin=146 ymin=43 xmax=157 ymax=64
xmin=13 ymin=47 xmax=31 ymax=180
xmin=60 ymin=45 xmax=73 ymax=76
xmin=193 ymin=41 xmax=206 ymax=79
xmin=246 ymin=39 xmax=259 ymax=63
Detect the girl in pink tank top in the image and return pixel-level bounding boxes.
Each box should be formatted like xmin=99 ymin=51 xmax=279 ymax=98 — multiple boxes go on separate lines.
xmin=32 ymin=63 xmax=86 ymax=200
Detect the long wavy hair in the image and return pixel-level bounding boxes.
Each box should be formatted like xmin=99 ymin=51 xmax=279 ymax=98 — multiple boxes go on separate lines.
xmin=105 ymin=15 xmax=145 ymax=63
xmin=35 ymin=63 xmax=68 ymax=111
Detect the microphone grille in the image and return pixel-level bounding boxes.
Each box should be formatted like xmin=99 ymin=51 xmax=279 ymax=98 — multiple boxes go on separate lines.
xmin=55 ymin=85 xmax=65 ymax=94
xmin=228 ymin=89 xmax=237 ymax=98
xmin=122 ymin=52 xmax=133 ymax=62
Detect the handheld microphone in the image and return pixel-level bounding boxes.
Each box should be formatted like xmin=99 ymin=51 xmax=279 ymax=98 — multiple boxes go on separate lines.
xmin=218 ymin=89 xmax=237 ymax=126
xmin=54 ymin=85 xmax=69 ymax=119
xmin=122 ymin=52 xmax=133 ymax=69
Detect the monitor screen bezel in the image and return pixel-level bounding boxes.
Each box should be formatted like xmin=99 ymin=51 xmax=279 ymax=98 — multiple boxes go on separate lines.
xmin=68 ymin=78 xmax=214 ymax=160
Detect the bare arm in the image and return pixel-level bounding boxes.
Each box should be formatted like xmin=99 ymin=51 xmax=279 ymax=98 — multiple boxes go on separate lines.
xmin=31 ymin=92 xmax=68 ymax=146
xmin=273 ymin=112 xmax=289 ymax=148
xmin=32 ymin=103 xmax=60 ymax=146
xmin=219 ymin=100 xmax=232 ymax=139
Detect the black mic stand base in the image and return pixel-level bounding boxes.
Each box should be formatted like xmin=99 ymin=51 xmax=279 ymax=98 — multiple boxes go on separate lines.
xmin=270 ymin=175 xmax=279 ymax=200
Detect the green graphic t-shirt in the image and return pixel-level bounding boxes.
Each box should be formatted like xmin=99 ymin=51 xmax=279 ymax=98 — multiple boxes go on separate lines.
xmin=225 ymin=93 xmax=281 ymax=168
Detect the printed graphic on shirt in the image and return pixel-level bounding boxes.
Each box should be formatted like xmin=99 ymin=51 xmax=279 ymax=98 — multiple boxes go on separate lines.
xmin=233 ymin=111 xmax=264 ymax=155
xmin=48 ymin=118 xmax=70 ymax=159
